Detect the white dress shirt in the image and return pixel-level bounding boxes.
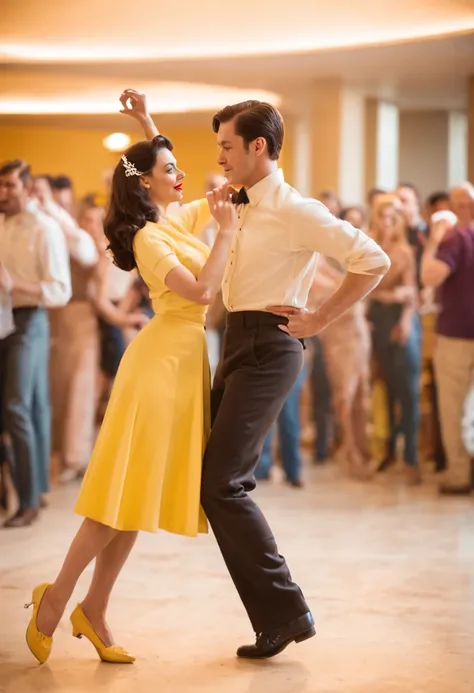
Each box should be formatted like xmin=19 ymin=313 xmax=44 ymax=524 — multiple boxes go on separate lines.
xmin=223 ymin=169 xmax=390 ymax=312
xmin=41 ymin=200 xmax=99 ymax=268
xmin=0 ymin=210 xmax=71 ymax=308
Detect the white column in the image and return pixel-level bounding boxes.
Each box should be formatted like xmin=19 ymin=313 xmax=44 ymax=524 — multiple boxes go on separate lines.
xmin=291 ymin=113 xmax=312 ymax=197
xmin=376 ymin=103 xmax=399 ymax=191
xmin=448 ymin=111 xmax=468 ymax=187
xmin=339 ymin=88 xmax=365 ymax=204
xmin=365 ymin=99 xmax=399 ymax=194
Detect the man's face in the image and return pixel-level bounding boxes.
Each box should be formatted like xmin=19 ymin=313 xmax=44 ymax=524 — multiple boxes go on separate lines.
xmin=53 ymin=186 xmax=74 ymax=212
xmin=430 ymin=198 xmax=450 ymax=215
xmin=396 ymin=186 xmax=420 ymax=224
xmin=450 ymin=188 xmax=474 ymax=226
xmin=32 ymin=177 xmax=53 ymax=206
xmin=216 ymin=119 xmax=255 ymax=188
xmin=79 ymin=207 xmax=104 ymax=242
xmin=0 ymin=170 xmax=27 ymax=216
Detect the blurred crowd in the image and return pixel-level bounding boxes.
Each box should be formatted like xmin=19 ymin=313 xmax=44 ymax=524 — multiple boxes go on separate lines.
xmin=0 ymin=156 xmax=473 ymax=528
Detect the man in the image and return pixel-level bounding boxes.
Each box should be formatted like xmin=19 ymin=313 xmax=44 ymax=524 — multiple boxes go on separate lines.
xmin=120 ymin=89 xmax=390 ymax=657
xmin=421 ymin=183 xmax=474 ymax=495
xmin=32 ymin=175 xmax=99 ymax=268
xmin=425 ymin=191 xmax=450 ymax=219
xmin=50 ymin=175 xmax=75 ymax=215
xmin=0 ymin=160 xmax=71 ymax=527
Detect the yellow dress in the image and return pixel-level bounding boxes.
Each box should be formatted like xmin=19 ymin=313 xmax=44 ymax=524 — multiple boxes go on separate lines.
xmin=75 ymin=200 xmax=211 ymax=536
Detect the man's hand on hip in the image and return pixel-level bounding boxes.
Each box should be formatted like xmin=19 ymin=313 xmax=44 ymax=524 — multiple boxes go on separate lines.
xmin=266 ymin=306 xmax=324 ymax=338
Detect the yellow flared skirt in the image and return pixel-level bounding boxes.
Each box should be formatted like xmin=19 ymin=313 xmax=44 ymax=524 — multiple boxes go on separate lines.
xmin=74 ymin=313 xmax=210 ymax=536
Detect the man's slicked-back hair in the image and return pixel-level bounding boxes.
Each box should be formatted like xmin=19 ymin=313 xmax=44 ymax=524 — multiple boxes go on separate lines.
xmin=212 ymin=101 xmax=284 ymax=161
xmin=0 ymin=159 xmax=32 ymax=185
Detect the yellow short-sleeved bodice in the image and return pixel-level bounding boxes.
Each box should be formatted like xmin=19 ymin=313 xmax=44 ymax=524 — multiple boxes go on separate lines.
xmin=75 ymin=199 xmax=212 ymax=536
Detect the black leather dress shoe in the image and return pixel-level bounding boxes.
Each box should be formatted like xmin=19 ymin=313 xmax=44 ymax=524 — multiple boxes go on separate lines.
xmin=236 ymin=612 xmax=315 ymax=659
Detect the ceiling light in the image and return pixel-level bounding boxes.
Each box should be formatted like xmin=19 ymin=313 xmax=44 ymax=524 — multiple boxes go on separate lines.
xmin=103 ymin=132 xmax=131 ymax=152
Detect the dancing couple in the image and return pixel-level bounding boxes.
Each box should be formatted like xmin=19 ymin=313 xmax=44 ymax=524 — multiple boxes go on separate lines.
xmin=25 ymin=90 xmax=389 ymax=664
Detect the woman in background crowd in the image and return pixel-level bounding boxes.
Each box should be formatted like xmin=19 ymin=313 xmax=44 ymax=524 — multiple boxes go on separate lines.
xmin=309 ymin=257 xmax=373 ymax=478
xmin=367 ymin=200 xmax=422 ymax=485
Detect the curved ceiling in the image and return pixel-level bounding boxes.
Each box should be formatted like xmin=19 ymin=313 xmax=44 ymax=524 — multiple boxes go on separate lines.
xmin=0 ymin=73 xmax=280 ymax=115
xmin=0 ymin=1 xmax=473 ymax=118
xmin=1 ymin=0 xmax=474 ymax=61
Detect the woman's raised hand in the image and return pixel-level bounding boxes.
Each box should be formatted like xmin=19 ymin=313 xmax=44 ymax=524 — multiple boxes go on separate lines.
xmin=119 ymin=89 xmax=149 ymax=121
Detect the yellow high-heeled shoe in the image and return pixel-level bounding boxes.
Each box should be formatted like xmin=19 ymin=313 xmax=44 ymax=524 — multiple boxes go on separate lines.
xmin=70 ymin=604 xmax=135 ymax=664
xmin=24 ymin=582 xmax=53 ymax=664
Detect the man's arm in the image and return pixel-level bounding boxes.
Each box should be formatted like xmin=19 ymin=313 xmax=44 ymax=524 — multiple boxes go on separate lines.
xmin=36 ymin=217 xmax=72 ymax=307
xmin=268 ymin=200 xmax=390 ymax=337
xmin=421 ymin=218 xmax=457 ymax=288
xmin=42 ymin=201 xmax=98 ymax=267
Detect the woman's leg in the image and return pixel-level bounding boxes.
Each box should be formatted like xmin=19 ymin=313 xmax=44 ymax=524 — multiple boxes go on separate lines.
xmin=373 ymin=339 xmax=398 ymax=469
xmin=396 ymin=318 xmax=422 ymax=470
xmin=80 ymin=531 xmax=138 ymax=646
xmin=352 ymin=374 xmax=372 ymax=461
xmin=323 ymin=340 xmax=366 ymax=475
xmin=36 ymin=518 xmax=119 ymax=636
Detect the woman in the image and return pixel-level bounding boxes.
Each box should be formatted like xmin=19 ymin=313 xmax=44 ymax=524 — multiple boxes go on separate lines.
xmin=24 ymin=133 xmax=236 ymax=665
xmin=310 ymin=257 xmax=373 ymax=478
xmin=367 ymin=200 xmax=421 ymax=485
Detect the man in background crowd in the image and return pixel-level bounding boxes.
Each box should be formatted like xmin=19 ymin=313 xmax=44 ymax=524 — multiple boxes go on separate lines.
xmin=0 ymin=160 xmax=71 ymax=527
xmin=421 ymin=183 xmax=474 ymax=495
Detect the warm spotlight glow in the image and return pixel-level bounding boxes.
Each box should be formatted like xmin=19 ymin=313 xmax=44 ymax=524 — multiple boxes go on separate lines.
xmin=103 ymin=132 xmax=131 ymax=152
xmin=0 ymin=83 xmax=281 ymax=115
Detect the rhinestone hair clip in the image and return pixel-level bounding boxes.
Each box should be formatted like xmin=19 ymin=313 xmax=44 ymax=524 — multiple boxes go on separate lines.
xmin=121 ymin=155 xmax=143 ymax=177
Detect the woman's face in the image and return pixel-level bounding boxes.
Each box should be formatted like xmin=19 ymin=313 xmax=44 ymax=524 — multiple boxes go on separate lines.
xmin=143 ymin=148 xmax=185 ymax=207
xmin=375 ymin=205 xmax=396 ymax=240
xmin=344 ymin=207 xmax=365 ymax=229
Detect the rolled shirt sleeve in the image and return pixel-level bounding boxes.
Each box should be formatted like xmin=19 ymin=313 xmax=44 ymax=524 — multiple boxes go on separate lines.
xmin=293 ymin=199 xmax=390 ymax=274
xmin=134 ymin=226 xmax=181 ymax=284
xmin=37 ymin=215 xmax=72 ymax=307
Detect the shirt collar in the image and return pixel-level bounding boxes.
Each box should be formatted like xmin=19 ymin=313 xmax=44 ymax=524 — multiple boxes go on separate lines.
xmin=246 ymin=168 xmax=284 ymax=207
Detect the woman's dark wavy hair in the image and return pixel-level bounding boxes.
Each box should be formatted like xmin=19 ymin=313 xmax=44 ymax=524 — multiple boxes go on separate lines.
xmin=104 ymin=135 xmax=173 ymax=271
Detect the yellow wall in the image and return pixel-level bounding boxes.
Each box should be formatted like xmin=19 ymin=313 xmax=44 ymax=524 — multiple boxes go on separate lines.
xmin=0 ymin=122 xmax=294 ymax=203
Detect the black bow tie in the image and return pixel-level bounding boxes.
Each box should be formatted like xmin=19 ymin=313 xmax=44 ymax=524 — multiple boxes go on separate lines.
xmin=232 ymin=187 xmax=250 ymax=206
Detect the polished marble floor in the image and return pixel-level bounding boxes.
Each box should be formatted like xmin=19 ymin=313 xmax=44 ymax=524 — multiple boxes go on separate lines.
xmin=1 ymin=462 xmax=473 ymax=693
